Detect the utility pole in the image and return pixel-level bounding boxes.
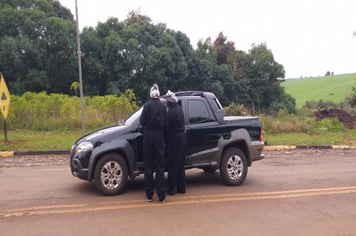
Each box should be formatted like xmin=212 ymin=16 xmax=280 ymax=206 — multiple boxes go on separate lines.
xmin=75 ymin=0 xmax=85 ymax=135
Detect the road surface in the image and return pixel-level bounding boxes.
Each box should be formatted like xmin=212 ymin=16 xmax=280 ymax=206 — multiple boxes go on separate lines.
xmin=1 ymin=149 xmax=356 ymax=235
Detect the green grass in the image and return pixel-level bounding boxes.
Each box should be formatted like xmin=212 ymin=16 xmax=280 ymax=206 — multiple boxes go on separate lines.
xmin=282 ymin=73 xmax=356 ymax=108
xmin=264 ymin=130 xmax=356 ymax=146
xmin=0 ymin=130 xmax=83 ymax=152
xmin=1 ymin=129 xmax=356 ymax=152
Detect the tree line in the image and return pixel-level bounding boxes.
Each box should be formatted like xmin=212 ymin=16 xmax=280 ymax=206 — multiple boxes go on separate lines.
xmin=0 ymin=0 xmax=296 ymax=113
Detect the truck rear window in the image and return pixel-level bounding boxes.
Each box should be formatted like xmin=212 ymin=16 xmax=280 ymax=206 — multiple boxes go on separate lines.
xmin=188 ymin=100 xmax=212 ymax=124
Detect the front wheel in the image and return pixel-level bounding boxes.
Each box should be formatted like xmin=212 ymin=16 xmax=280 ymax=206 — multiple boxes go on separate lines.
xmin=220 ymin=147 xmax=248 ymax=186
xmin=94 ymin=153 xmax=128 ymax=196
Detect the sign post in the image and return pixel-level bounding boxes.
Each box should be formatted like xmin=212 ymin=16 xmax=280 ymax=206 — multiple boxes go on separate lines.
xmin=75 ymin=0 xmax=85 ymax=135
xmin=0 ymin=73 xmax=10 ymax=142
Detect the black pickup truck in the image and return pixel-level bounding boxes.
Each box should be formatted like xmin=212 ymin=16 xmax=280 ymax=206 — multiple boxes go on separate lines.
xmin=70 ymin=91 xmax=265 ymax=196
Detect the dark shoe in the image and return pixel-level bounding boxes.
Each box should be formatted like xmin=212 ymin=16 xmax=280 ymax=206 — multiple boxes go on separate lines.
xmin=166 ymin=191 xmax=175 ymax=196
xmin=160 ymin=198 xmax=166 ymax=203
xmin=177 ymin=189 xmax=186 ymax=194
xmin=147 ymin=198 xmax=152 ymax=202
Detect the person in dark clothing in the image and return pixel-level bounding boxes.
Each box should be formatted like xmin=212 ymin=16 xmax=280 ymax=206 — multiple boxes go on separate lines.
xmin=165 ymin=90 xmax=187 ymax=195
xmin=139 ymin=84 xmax=167 ymax=203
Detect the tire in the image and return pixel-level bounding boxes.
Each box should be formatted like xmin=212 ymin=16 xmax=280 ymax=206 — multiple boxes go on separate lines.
xmin=220 ymin=147 xmax=248 ymax=186
xmin=202 ymin=167 xmax=217 ymax=173
xmin=94 ymin=153 xmax=128 ymax=196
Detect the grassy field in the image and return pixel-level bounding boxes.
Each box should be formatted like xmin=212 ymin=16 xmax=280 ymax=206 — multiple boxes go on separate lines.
xmin=0 ymin=130 xmax=82 ymax=152
xmin=1 ymin=129 xmax=356 ymax=152
xmin=264 ymin=131 xmax=356 ymax=146
xmin=282 ymin=73 xmax=356 ymax=108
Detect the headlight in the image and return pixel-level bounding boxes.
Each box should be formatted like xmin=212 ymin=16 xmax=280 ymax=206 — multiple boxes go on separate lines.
xmin=76 ymin=141 xmax=93 ymax=155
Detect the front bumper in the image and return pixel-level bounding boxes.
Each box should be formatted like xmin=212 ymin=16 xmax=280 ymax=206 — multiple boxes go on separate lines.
xmin=71 ymin=156 xmax=89 ymax=180
xmin=70 ymin=145 xmax=90 ymax=181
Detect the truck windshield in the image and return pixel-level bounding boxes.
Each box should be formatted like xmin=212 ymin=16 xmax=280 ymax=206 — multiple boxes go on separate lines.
xmin=124 ymin=107 xmax=143 ymax=126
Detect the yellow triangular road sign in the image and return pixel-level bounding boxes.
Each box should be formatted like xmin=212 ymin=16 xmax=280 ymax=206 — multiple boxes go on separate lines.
xmin=0 ymin=73 xmax=11 ymax=120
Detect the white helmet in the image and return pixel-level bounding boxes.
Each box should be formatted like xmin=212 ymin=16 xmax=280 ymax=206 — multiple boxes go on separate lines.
xmin=165 ymin=90 xmax=178 ymax=103
xmin=150 ymin=84 xmax=160 ymax=98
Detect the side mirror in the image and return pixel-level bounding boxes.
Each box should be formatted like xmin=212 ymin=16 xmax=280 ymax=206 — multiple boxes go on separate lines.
xmin=137 ymin=125 xmax=145 ymax=134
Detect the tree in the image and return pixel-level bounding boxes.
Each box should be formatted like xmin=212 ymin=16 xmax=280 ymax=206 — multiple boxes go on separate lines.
xmin=246 ymin=43 xmax=288 ymax=112
xmin=0 ymin=0 xmax=77 ymax=95
xmin=124 ymin=9 xmax=151 ymax=26
xmin=77 ymin=12 xmax=192 ymax=100
xmin=70 ymin=82 xmax=80 ymax=96
xmin=0 ymin=2 xmax=293 ymax=114
xmin=213 ymin=32 xmax=235 ymax=66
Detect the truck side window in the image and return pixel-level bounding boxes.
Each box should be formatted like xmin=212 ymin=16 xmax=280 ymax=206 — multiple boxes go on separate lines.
xmin=188 ymin=100 xmax=212 ymax=124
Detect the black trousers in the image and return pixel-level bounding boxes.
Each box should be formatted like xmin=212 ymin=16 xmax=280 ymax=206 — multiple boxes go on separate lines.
xmin=143 ymin=131 xmax=166 ymax=201
xmin=166 ymin=132 xmax=187 ymax=193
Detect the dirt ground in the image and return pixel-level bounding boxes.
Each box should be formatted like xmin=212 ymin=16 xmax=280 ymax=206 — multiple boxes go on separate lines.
xmin=1 ymin=148 xmax=355 ymax=168
xmin=311 ymin=109 xmax=356 ymax=129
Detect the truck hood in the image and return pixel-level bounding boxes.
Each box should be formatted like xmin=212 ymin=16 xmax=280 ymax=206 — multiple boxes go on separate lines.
xmin=76 ymin=125 xmax=132 ymax=145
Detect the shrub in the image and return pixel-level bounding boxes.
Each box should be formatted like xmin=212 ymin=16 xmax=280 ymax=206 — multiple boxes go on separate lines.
xmin=316 ymin=118 xmax=344 ymax=132
xmin=304 ymin=99 xmax=338 ymax=110
xmin=269 ymin=92 xmax=296 ymax=114
xmin=224 ymin=103 xmax=247 ymax=116
xmin=259 ymin=111 xmax=315 ymax=134
xmin=1 ymin=90 xmax=139 ymax=131
xmin=277 ymin=108 xmax=289 ymax=121
xmin=259 ymin=114 xmax=273 ymax=134
xmin=296 ymin=107 xmax=313 ymax=117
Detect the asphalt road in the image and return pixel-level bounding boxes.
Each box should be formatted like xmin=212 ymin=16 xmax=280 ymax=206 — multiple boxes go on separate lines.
xmin=1 ymin=150 xmax=356 ymax=235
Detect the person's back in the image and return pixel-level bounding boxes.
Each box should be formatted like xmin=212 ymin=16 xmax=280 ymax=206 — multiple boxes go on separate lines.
xmin=139 ymin=84 xmax=166 ymax=203
xmin=165 ymin=90 xmax=187 ymax=195
xmin=166 ymin=102 xmax=185 ymax=136
xmin=140 ymin=98 xmax=166 ymax=132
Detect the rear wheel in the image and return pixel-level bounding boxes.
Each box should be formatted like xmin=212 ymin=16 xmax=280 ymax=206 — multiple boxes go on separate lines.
xmin=94 ymin=153 xmax=128 ymax=196
xmin=220 ymin=147 xmax=247 ymax=186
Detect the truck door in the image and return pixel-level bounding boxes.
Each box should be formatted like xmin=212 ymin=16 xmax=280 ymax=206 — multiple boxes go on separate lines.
xmin=185 ymin=99 xmax=221 ymax=164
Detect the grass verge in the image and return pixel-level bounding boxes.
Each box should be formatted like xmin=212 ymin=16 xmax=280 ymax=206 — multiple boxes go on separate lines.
xmin=1 ymin=129 xmax=356 ymax=152
xmin=0 ymin=130 xmax=83 ymax=152
xmin=264 ymin=130 xmax=356 ymax=146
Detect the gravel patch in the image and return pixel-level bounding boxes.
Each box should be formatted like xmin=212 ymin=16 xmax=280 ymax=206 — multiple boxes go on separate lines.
xmin=0 ymin=149 xmax=355 ymax=168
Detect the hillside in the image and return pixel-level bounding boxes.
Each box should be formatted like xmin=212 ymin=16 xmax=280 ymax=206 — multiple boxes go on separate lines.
xmin=282 ymin=73 xmax=356 ymax=108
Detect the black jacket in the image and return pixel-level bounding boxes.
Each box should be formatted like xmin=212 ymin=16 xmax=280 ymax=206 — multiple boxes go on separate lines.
xmin=166 ymin=103 xmax=185 ymax=136
xmin=140 ymin=98 xmax=166 ymax=131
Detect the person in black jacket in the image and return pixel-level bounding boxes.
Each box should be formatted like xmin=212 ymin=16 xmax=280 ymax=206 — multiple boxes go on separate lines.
xmin=165 ymin=90 xmax=187 ymax=195
xmin=140 ymin=84 xmax=167 ymax=203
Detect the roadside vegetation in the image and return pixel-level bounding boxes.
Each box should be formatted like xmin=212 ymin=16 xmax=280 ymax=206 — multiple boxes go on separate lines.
xmin=0 ymin=90 xmax=139 ymax=152
xmin=1 ymin=1 xmax=356 ymax=152
xmin=1 ymin=92 xmax=356 ymax=152
xmin=5 ymin=89 xmax=138 ymax=131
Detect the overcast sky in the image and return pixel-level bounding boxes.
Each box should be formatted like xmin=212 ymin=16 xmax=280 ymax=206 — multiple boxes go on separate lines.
xmin=59 ymin=0 xmax=356 ymax=79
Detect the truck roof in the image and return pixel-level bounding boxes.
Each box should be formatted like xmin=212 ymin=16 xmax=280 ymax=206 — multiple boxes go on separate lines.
xmin=174 ymin=91 xmax=216 ymax=99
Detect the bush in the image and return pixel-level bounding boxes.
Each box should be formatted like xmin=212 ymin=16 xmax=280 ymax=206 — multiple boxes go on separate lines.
xmin=296 ymin=107 xmax=313 ymax=117
xmin=224 ymin=103 xmax=247 ymax=116
xmin=2 ymin=90 xmax=139 ymax=131
xmin=269 ymin=93 xmax=296 ymax=114
xmin=259 ymin=110 xmax=315 ymax=134
xmin=316 ymin=118 xmax=344 ymax=132
xmin=277 ymin=108 xmax=289 ymax=121
xmin=304 ymin=99 xmax=338 ymax=110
